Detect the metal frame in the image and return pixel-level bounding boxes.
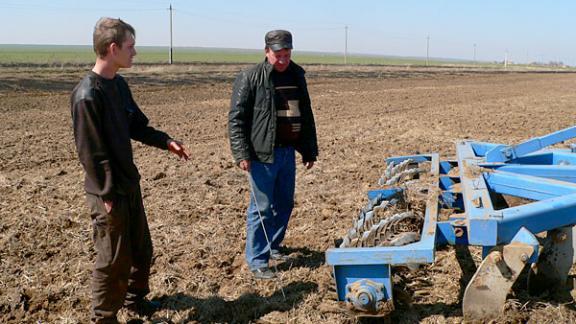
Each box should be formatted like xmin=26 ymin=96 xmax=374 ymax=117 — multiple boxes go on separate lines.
xmin=326 ymin=126 xmax=576 ymax=318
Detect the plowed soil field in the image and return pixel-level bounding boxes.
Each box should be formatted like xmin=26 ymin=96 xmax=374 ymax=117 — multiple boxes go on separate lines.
xmin=2 ymin=64 xmax=576 ymax=323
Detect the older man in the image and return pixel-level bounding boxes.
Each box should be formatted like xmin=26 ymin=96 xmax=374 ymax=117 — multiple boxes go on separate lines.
xmin=228 ymin=30 xmax=318 ymax=279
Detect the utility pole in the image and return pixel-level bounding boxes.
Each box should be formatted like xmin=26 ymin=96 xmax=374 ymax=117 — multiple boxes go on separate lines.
xmin=504 ymin=50 xmax=508 ymax=69
xmin=344 ymin=25 xmax=348 ymax=65
xmin=169 ymin=4 xmax=173 ymax=64
xmin=426 ymin=35 xmax=430 ymax=66
xmin=473 ymin=43 xmax=477 ymax=63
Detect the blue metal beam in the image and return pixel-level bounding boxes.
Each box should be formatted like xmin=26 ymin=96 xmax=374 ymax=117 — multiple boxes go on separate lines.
xmin=506 ymin=152 xmax=552 ymax=165
xmin=485 ymin=126 xmax=576 ymax=163
xmin=496 ymin=193 xmax=576 ymax=243
xmin=484 ymin=171 xmax=576 ymax=200
xmin=471 ymin=142 xmax=501 ymax=157
xmin=439 ymin=160 xmax=457 ymax=175
xmin=456 ymin=141 xmax=498 ymax=246
xmin=385 ymin=154 xmax=432 ymax=165
xmin=484 ymin=164 xmax=576 ymax=183
xmin=552 ymin=151 xmax=576 ymax=165
xmin=326 ymin=241 xmax=434 ymax=266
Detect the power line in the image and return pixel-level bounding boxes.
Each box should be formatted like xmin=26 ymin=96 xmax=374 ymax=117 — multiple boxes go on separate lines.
xmin=0 ymin=2 xmax=163 ymax=12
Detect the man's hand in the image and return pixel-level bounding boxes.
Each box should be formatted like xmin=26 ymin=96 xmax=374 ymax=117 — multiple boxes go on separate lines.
xmin=103 ymin=200 xmax=113 ymax=213
xmin=303 ymin=161 xmax=314 ymax=170
xmin=238 ymin=160 xmax=251 ymax=172
xmin=168 ymin=140 xmax=189 ymax=160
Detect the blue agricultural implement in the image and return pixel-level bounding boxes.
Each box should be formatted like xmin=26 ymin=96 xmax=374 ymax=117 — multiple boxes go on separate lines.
xmin=326 ymin=126 xmax=576 ymax=320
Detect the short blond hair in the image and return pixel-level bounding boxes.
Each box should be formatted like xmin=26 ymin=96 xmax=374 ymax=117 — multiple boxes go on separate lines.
xmin=93 ymin=17 xmax=135 ymax=58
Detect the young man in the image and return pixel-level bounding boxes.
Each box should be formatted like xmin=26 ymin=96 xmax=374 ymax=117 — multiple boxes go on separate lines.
xmin=228 ymin=30 xmax=318 ymax=279
xmin=71 ymin=17 xmax=189 ymax=323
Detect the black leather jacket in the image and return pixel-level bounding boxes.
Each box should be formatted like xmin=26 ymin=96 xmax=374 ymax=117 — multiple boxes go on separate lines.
xmin=228 ymin=59 xmax=318 ymax=164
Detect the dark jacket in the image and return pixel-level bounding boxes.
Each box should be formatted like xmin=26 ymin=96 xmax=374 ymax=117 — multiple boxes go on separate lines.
xmin=228 ymin=59 xmax=318 ymax=164
xmin=71 ymin=71 xmax=171 ymax=200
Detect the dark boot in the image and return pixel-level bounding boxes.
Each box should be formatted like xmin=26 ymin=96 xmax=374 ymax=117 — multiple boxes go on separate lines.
xmin=124 ymin=299 xmax=161 ymax=317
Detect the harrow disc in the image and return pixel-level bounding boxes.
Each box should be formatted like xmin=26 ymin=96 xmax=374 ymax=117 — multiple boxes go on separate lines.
xmin=339 ymin=159 xmax=429 ymax=249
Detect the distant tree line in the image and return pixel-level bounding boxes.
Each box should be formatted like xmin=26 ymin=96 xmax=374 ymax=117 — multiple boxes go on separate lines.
xmin=529 ymin=61 xmax=566 ymax=67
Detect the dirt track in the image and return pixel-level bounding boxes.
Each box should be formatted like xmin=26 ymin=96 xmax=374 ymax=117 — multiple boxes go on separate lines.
xmin=2 ymin=64 xmax=576 ymax=323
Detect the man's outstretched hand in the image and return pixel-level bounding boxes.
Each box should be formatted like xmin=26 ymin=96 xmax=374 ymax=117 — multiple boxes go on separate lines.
xmin=103 ymin=200 xmax=113 ymax=213
xmin=168 ymin=140 xmax=189 ymax=160
xmin=238 ymin=160 xmax=251 ymax=172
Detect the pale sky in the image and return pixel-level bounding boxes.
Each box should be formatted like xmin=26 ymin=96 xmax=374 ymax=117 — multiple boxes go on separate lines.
xmin=0 ymin=0 xmax=574 ymax=65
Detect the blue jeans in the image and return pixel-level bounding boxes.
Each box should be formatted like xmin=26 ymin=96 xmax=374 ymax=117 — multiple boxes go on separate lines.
xmin=246 ymin=147 xmax=296 ymax=270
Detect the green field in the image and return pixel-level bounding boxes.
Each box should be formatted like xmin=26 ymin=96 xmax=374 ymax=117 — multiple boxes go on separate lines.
xmin=0 ymin=44 xmax=570 ymax=70
xmin=0 ymin=44 xmax=479 ymax=66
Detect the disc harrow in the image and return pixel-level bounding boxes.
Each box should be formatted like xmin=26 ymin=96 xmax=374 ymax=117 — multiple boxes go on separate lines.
xmin=326 ymin=126 xmax=576 ymax=320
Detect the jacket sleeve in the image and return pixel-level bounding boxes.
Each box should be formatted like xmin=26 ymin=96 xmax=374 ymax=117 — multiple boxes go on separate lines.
xmin=71 ymin=97 xmax=115 ymax=200
xmin=129 ymin=106 xmax=172 ymax=150
xmin=124 ymin=82 xmax=172 ymax=150
xmin=228 ymin=71 xmax=254 ymax=163
xmin=297 ymin=73 xmax=319 ymax=162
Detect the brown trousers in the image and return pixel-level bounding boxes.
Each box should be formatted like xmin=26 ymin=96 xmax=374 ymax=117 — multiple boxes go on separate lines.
xmin=86 ymin=185 xmax=153 ymax=323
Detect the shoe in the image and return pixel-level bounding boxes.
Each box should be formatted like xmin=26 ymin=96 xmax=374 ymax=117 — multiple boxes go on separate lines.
xmin=270 ymin=251 xmax=290 ymax=261
xmin=251 ymin=267 xmax=276 ymax=279
xmin=93 ymin=317 xmax=120 ymax=324
xmin=124 ymin=299 xmax=161 ymax=317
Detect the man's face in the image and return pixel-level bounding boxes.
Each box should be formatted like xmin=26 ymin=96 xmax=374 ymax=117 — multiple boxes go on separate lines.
xmin=114 ymin=33 xmax=137 ymax=68
xmin=266 ymin=48 xmax=291 ymax=72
